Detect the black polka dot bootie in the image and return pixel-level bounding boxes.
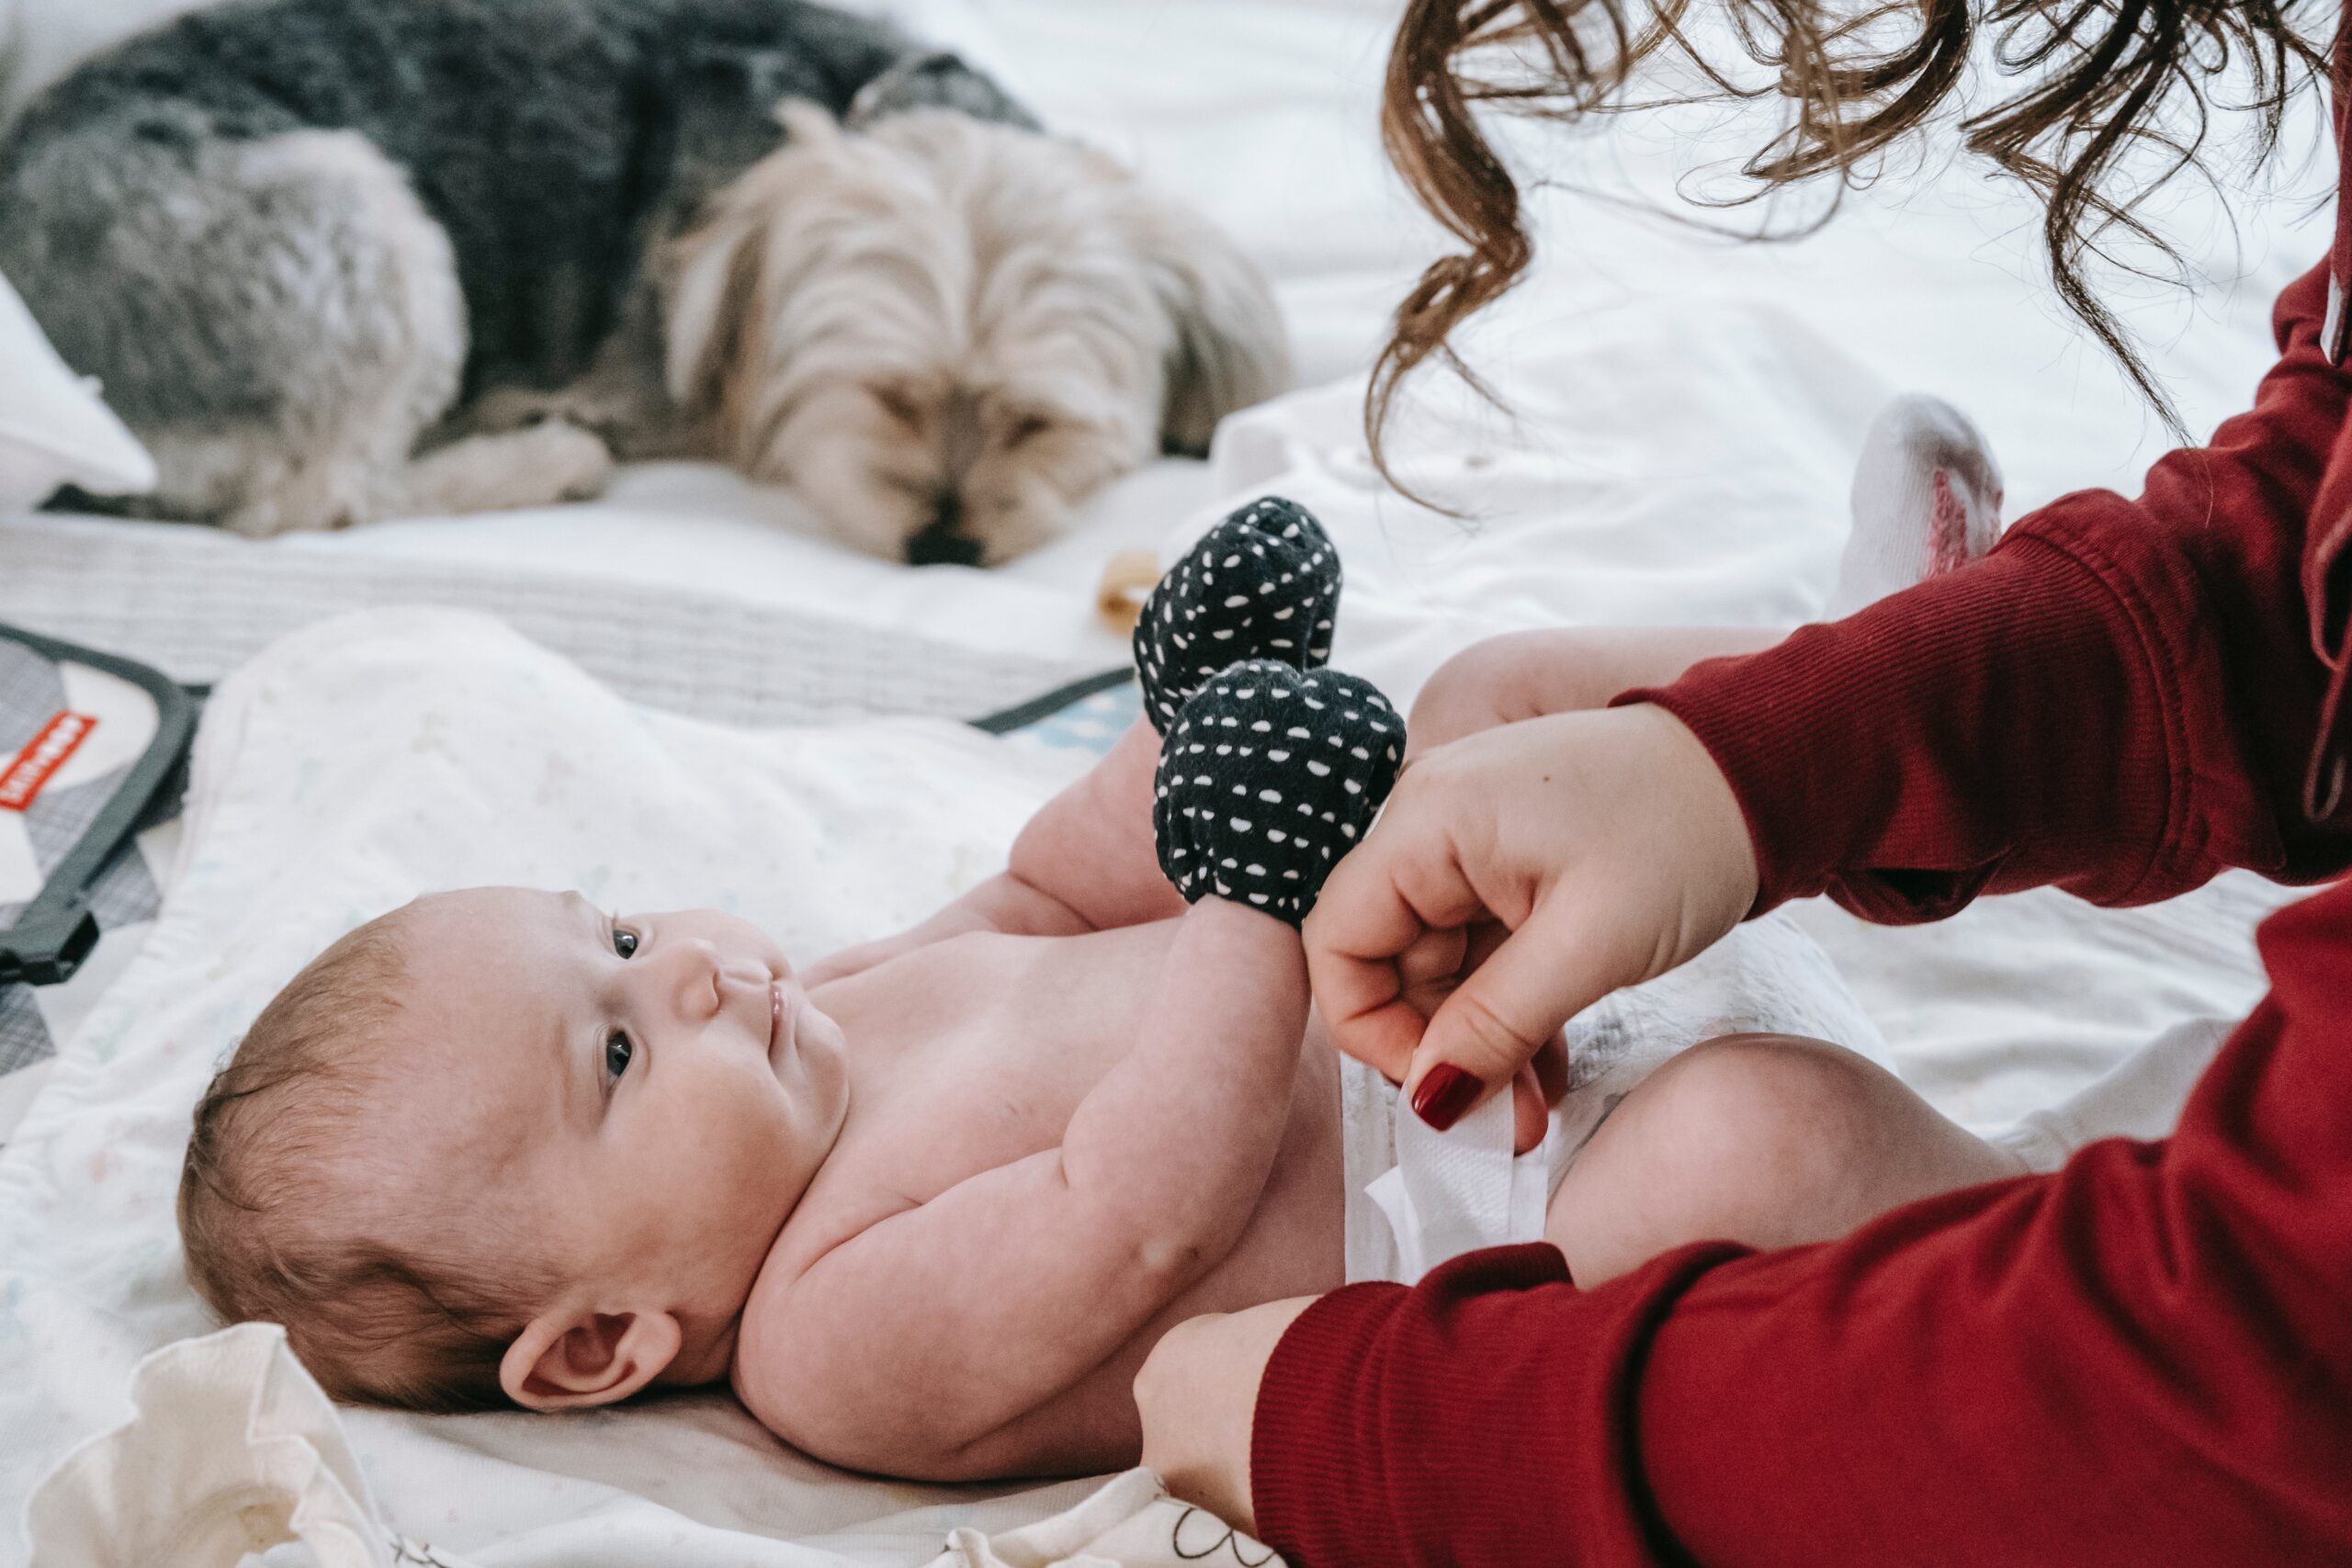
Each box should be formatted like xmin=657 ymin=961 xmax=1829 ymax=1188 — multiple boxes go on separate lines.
xmin=1133 ymin=496 xmax=1340 ymax=735
xmin=1153 ymin=659 xmax=1403 ymax=926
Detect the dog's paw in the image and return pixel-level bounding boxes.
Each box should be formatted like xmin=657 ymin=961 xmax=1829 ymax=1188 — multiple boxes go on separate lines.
xmin=1152 ymin=660 xmax=1401 ymax=926
xmin=514 ymin=419 xmax=616 ymax=502
xmin=1133 ymin=496 xmax=1340 ymax=735
xmin=403 ymin=420 xmax=616 ymax=515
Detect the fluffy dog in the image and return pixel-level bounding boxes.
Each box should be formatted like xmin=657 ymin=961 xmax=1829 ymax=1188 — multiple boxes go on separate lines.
xmin=662 ymin=105 xmax=1288 ymax=563
xmin=0 ymin=0 xmax=1288 ymax=563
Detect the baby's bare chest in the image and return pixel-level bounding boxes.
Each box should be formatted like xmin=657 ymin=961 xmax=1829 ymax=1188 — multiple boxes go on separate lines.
xmin=793 ymin=923 xmax=1340 ymax=1251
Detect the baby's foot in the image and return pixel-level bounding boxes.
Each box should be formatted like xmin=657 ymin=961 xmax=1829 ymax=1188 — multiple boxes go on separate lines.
xmin=1133 ymin=497 xmax=1340 ymax=735
xmin=1826 ymin=394 xmax=2004 ymax=618
xmin=1154 ymin=660 xmax=1402 ymax=926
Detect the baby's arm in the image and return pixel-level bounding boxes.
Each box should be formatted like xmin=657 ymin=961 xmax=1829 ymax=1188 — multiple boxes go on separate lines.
xmin=740 ymin=895 xmax=1308 ymax=1478
xmin=1408 ymin=626 xmax=1782 ymax=755
xmin=811 ymin=497 xmax=1347 ymax=985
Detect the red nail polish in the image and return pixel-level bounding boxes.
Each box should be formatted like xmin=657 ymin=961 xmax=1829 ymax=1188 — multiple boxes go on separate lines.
xmin=1411 ymin=1064 xmax=1480 ymax=1132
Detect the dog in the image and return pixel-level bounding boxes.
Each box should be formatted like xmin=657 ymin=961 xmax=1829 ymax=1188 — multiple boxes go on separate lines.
xmin=0 ymin=0 xmax=1289 ymax=564
xmin=659 ymin=104 xmax=1289 ymax=563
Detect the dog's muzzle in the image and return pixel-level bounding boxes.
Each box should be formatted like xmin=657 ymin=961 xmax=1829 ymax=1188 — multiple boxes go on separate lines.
xmin=905 ymin=493 xmax=983 ymax=567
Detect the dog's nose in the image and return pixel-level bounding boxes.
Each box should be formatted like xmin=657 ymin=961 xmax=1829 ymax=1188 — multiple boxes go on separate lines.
xmin=906 ymin=496 xmax=982 ymax=567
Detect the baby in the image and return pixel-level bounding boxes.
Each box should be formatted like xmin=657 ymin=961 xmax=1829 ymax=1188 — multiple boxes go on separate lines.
xmin=180 ymin=444 xmax=2021 ymax=1481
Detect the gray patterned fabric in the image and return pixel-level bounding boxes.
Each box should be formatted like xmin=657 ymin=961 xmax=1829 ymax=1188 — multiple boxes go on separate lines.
xmin=0 ymin=517 xmax=1093 ymax=725
xmin=0 ymin=637 xmax=64 ymax=760
xmin=0 ymin=984 xmax=48 ymax=1077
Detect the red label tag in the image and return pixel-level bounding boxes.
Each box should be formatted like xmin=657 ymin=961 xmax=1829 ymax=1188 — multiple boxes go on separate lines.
xmin=0 ymin=711 xmax=97 ymax=811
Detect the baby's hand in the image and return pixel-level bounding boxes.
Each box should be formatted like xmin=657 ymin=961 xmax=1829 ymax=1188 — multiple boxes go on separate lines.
xmin=1134 ymin=497 xmax=1340 ymax=735
xmin=1153 ymin=660 xmax=1402 ymax=926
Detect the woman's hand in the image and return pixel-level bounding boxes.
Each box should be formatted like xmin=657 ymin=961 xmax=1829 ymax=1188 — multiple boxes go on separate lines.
xmin=1306 ymin=703 xmax=1758 ymax=1129
xmin=1135 ymin=1295 xmax=1319 ymax=1534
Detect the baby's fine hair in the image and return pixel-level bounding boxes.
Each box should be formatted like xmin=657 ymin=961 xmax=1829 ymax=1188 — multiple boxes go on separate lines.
xmin=177 ymin=908 xmax=548 ymax=1412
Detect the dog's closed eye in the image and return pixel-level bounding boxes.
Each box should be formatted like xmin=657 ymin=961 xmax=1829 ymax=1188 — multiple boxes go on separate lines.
xmin=1000 ymin=412 xmax=1052 ymax=448
xmin=872 ymin=384 xmax=929 ymax=431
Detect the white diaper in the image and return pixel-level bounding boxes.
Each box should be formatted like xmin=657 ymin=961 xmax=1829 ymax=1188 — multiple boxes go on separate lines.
xmin=1341 ymin=911 xmax=1893 ymax=1283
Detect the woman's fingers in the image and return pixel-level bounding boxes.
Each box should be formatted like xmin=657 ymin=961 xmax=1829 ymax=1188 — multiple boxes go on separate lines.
xmin=1309 ymin=705 xmax=1761 ymax=1133
xmin=1304 ymin=779 xmax=1510 ymax=1084
xmin=1510 ymin=1061 xmax=1548 ymax=1155
xmin=1396 ymin=923 xmax=1469 ymax=1016
xmin=1531 ymin=1026 xmax=1570 ymax=1105
xmin=1399 ymin=902 xmax=1633 ymax=1131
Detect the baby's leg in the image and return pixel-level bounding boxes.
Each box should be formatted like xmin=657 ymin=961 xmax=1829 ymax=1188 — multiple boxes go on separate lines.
xmin=1409 ymin=626 xmax=1780 ymax=753
xmin=1412 ymin=392 xmax=2004 ymax=754
xmin=1544 ymin=1033 xmax=2027 ymax=1285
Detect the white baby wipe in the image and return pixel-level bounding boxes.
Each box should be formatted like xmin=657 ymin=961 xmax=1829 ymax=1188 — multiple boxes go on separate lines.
xmin=1365 ymin=1082 xmax=1555 ymax=1284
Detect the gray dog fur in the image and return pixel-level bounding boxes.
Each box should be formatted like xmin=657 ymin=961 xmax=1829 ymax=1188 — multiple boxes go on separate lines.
xmin=0 ymin=0 xmax=1038 ymax=535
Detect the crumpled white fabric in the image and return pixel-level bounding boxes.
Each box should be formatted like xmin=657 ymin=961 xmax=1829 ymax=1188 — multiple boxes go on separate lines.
xmin=26 ymin=1323 xmax=447 ymax=1568
xmin=927 ymin=1471 xmax=1283 ymax=1568
xmin=0 ymin=266 xmax=153 ymax=511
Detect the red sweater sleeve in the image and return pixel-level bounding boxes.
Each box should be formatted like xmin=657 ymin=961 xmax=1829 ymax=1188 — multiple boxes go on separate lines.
xmin=1251 ymin=885 xmax=2352 ymax=1567
xmin=1623 ymin=257 xmax=2352 ymax=921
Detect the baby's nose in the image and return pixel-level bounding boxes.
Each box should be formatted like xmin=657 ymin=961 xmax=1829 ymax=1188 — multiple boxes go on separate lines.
xmin=705 ymin=954 xmax=775 ymax=1018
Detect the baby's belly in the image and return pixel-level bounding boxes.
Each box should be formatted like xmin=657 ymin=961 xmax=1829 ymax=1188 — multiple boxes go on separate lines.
xmin=992 ymin=1027 xmax=1352 ymax=1472
xmin=804 ymin=926 xmax=1353 ymax=1472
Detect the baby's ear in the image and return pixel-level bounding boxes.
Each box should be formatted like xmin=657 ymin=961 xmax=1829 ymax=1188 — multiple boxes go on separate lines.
xmin=500 ymin=1306 xmax=682 ymax=1411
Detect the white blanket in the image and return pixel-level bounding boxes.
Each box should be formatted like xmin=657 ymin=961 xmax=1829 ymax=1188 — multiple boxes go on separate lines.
xmin=2 ymin=608 xmax=1117 ymax=1565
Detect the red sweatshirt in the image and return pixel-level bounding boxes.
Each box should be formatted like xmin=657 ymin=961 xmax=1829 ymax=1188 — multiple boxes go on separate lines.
xmin=1248 ymin=33 xmax=2352 ymax=1568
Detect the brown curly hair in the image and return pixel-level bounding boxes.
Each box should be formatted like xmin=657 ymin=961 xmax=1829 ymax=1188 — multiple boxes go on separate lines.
xmin=177 ymin=909 xmax=555 ymax=1413
xmin=1370 ymin=0 xmax=2334 ymax=488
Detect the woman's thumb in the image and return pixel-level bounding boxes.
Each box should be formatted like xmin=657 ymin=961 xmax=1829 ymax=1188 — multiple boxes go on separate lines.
xmin=1402 ymin=921 xmax=1610 ymax=1132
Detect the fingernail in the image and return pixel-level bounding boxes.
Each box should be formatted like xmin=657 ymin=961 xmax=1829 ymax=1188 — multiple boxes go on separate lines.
xmin=1410 ymin=1064 xmax=1480 ymax=1132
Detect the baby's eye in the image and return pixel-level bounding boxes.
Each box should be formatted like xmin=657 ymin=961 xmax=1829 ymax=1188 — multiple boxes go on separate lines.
xmin=604 ymin=1030 xmax=633 ymax=1081
xmin=612 ymin=926 xmax=639 ymax=959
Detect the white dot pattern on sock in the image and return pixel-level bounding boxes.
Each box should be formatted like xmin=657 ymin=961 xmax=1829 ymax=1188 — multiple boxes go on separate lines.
xmin=1133 ymin=497 xmax=1340 ymax=735
xmin=1154 ymin=660 xmax=1401 ymax=926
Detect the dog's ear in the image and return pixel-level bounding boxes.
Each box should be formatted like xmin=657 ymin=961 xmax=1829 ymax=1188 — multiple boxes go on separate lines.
xmin=664 ymin=103 xmax=842 ymax=413
xmin=1117 ymin=190 xmax=1292 ymax=457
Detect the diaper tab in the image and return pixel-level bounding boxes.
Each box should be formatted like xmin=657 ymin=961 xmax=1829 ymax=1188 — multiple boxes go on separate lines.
xmin=1366 ymin=1079 xmax=1555 ymax=1284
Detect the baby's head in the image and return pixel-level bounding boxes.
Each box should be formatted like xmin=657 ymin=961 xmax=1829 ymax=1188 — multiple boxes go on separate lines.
xmin=177 ymin=886 xmax=848 ymax=1413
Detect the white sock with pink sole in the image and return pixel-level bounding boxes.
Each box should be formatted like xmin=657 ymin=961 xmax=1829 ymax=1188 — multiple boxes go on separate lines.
xmin=1826 ymin=393 xmax=2005 ymax=618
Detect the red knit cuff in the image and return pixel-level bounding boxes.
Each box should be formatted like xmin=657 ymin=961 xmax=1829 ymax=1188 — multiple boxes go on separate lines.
xmin=1250 ymin=1280 xmax=1409 ymax=1562
xmin=1248 ymin=1244 xmax=1762 ymax=1568
xmin=1250 ymin=1247 xmax=1582 ymax=1567
xmin=1613 ymin=522 xmax=2178 ymax=920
